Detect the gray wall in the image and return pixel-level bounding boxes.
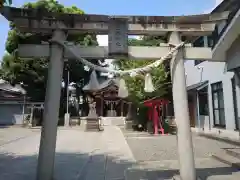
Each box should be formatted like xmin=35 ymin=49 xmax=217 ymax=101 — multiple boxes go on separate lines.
xmin=184 ymin=60 xmax=236 ymax=130
xmin=0 ymin=104 xmax=25 ymax=125
xmin=226 ymin=35 xmax=240 ymax=71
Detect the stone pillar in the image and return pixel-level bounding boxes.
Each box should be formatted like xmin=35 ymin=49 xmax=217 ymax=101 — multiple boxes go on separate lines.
xmin=169 ymin=32 xmax=196 ymax=180
xmin=126 ymin=102 xmax=132 ymax=120
xmin=29 ymin=105 xmax=34 ymax=127
xmin=36 ymin=30 xmax=66 ymax=180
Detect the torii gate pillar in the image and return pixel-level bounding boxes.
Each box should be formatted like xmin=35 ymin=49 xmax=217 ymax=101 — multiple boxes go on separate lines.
xmin=169 ymin=32 xmax=196 ymax=180
xmin=36 ymin=30 xmax=66 ymax=180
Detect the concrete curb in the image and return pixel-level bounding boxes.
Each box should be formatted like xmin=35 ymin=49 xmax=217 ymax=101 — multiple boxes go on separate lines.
xmin=198 ymin=133 xmax=240 ymax=146
xmin=172 ymin=175 xmax=202 ymax=180
xmin=210 ymin=153 xmax=240 ymax=169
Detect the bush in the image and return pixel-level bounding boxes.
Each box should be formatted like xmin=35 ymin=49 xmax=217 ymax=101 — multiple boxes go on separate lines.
xmin=136 ymin=104 xmax=149 ymax=130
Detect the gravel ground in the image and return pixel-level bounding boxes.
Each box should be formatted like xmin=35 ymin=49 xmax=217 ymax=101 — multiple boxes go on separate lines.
xmin=121 ymin=129 xmax=239 ymax=161
xmin=121 ymin=129 xmax=240 ymax=180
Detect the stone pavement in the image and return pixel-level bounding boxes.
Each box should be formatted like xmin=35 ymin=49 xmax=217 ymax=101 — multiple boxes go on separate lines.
xmin=0 ymin=126 xmax=135 ymax=180
xmin=122 ymin=129 xmax=240 ymax=180
xmin=0 ymin=126 xmax=39 ymax=147
xmin=1 ymin=126 xmax=240 ymax=180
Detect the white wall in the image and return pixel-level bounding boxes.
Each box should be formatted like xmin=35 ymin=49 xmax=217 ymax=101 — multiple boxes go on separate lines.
xmin=226 ymin=35 xmax=240 ymax=131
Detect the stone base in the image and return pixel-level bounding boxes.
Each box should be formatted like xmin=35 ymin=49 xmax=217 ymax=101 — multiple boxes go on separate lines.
xmin=125 ymin=120 xmax=133 ymax=130
xmin=84 ymin=117 xmax=100 ymax=132
xmin=64 ymin=113 xmax=70 ymax=126
xmin=70 ymin=117 xmax=80 ymax=126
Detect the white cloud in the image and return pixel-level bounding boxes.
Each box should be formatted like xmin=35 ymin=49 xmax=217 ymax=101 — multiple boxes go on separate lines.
xmin=96 ymin=35 xmax=114 ymax=75
xmin=96 ymin=31 xmax=140 ymax=76
xmin=214 ymin=0 xmax=224 ymax=8
xmin=97 ymin=35 xmax=108 ymax=46
xmin=205 ymin=0 xmax=224 ymax=13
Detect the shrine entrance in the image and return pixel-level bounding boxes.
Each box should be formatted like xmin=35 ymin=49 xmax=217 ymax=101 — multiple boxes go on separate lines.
xmin=83 ymin=78 xmax=129 ymax=117
xmin=1 ymin=5 xmax=229 ymax=180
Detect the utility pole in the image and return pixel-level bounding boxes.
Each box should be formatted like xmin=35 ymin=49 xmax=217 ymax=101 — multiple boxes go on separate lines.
xmin=64 ymin=65 xmax=70 ymax=126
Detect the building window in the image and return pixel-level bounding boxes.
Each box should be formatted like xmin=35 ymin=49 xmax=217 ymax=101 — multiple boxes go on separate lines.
xmin=195 ymin=60 xmax=203 ymax=66
xmin=231 ymin=78 xmax=239 ymax=130
xmin=198 ymin=87 xmax=209 ymax=116
xmin=211 ymin=82 xmax=225 ymax=127
xmin=193 ymin=37 xmax=204 ymax=47
xmin=193 ymin=36 xmax=206 ymax=66
xmin=207 ymin=35 xmax=214 ymax=47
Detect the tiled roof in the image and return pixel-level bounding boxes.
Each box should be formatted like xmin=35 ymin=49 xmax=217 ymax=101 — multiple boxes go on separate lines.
xmin=0 ymin=80 xmax=26 ymax=94
xmin=83 ymin=78 xmax=120 ymax=91
xmin=187 ymin=81 xmax=208 ymax=91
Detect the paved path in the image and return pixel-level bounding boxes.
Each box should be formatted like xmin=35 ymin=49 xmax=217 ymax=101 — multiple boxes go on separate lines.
xmin=0 ymin=126 xmax=135 ymax=180
xmin=1 ymin=126 xmax=240 ymax=180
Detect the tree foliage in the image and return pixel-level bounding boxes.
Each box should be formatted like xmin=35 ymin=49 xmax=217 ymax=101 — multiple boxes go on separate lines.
xmin=0 ymin=0 xmax=99 ymax=101
xmin=116 ymin=36 xmax=171 ymax=104
xmin=0 ymin=0 xmax=12 ymax=7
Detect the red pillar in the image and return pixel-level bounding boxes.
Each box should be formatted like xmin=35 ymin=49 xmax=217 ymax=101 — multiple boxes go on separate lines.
xmin=153 ymin=106 xmax=159 ymax=135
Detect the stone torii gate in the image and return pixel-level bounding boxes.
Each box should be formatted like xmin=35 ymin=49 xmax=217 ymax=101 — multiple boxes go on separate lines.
xmin=0 ymin=6 xmax=229 ymax=180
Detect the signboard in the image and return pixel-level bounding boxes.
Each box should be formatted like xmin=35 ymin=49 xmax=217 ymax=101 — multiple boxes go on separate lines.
xmin=108 ymin=19 xmax=128 ymax=57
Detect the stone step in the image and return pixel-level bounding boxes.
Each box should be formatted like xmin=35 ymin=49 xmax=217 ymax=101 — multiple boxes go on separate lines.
xmin=86 ymin=122 xmax=99 ymax=126
xmin=85 ymin=128 xmax=100 ymax=132
xmin=225 ymin=148 xmax=240 ymax=160
xmin=85 ymin=122 xmax=100 ymax=131
xmin=210 ymin=152 xmax=240 ymax=169
xmin=85 ymin=125 xmax=99 ymax=129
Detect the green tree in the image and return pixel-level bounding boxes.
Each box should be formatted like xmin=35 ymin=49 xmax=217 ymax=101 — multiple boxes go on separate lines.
xmin=1 ymin=0 xmax=99 ymax=101
xmin=0 ymin=0 xmax=12 ymax=7
xmin=116 ymin=36 xmax=171 ymax=104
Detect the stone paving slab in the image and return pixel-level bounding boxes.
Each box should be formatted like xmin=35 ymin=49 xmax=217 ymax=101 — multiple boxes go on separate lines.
xmin=0 ymin=127 xmax=39 ymax=146
xmin=0 ymin=126 xmax=135 ymax=180
xmin=1 ymin=126 xmax=239 ymax=180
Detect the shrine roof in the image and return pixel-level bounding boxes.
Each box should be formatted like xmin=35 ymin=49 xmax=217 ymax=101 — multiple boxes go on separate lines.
xmin=82 ymin=77 xmax=120 ymax=91
xmin=0 ymin=80 xmax=26 ymax=95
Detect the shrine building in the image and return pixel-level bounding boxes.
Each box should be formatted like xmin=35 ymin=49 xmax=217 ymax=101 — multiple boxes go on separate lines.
xmin=82 ymin=77 xmax=130 ymax=117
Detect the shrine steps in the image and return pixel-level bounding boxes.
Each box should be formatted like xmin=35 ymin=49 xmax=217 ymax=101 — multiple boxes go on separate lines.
xmin=85 ymin=119 xmax=101 ymax=131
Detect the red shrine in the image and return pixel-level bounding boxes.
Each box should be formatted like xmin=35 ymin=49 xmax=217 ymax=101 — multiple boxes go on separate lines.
xmin=144 ymin=98 xmax=169 ymax=135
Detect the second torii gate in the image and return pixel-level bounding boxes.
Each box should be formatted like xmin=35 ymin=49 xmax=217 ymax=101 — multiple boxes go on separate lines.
xmin=0 ymin=6 xmax=229 ymax=180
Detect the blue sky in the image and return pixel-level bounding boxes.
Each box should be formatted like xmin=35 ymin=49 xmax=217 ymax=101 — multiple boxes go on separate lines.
xmin=0 ymin=0 xmax=223 ymax=60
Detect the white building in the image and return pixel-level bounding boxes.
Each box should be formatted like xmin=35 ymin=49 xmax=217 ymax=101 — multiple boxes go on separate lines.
xmin=185 ymin=0 xmax=240 ymax=140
